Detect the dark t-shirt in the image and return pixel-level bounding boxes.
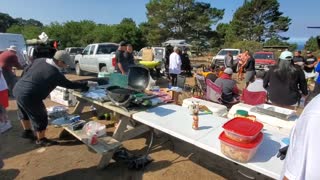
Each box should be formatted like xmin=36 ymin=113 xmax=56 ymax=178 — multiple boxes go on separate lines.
xmin=304 ymin=55 xmax=317 ymax=73
xmin=293 ymin=56 xmax=304 ymax=63
xmin=115 ymin=50 xmax=129 ymax=73
xmin=244 ymin=56 xmax=255 ymax=71
xmin=124 ymin=52 xmax=135 ymax=65
xmin=13 ymin=59 xmax=87 ymax=100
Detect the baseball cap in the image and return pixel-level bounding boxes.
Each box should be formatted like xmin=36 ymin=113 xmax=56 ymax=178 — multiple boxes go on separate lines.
xmin=224 ymin=68 xmax=233 ymax=75
xmin=279 ymin=50 xmax=293 ymax=61
xmin=307 ymin=51 xmax=312 ymax=54
xmin=53 ymin=50 xmax=72 ymax=67
xmin=119 ymin=41 xmax=128 ymax=46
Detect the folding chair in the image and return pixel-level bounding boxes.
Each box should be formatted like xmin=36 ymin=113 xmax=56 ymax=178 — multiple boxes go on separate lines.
xmin=241 ymin=89 xmax=267 ymax=105
xmin=194 ymin=74 xmax=207 ymax=98
xmin=205 ymin=79 xmax=223 ymax=103
xmin=177 ymin=75 xmax=186 ymax=89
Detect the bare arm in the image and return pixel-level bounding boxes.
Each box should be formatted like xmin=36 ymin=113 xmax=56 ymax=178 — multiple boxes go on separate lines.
xmin=118 ymin=63 xmax=126 ymax=75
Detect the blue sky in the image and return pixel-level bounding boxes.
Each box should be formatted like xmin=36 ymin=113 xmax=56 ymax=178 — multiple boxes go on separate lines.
xmin=1 ymin=0 xmax=320 ymax=44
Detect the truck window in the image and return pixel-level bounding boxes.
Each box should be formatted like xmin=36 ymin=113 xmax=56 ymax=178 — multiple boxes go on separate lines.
xmin=83 ymin=46 xmax=90 ymax=55
xmin=89 ymin=45 xmax=96 ymax=55
xmin=96 ymin=44 xmax=118 ymax=54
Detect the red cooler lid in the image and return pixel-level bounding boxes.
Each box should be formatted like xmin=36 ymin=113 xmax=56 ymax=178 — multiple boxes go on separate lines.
xmin=223 ymin=117 xmax=263 ymax=136
xmin=219 ymin=132 xmax=263 ymax=149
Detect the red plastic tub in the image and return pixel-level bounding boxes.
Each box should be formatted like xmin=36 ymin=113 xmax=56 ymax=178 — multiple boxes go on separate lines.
xmin=222 ymin=117 xmax=263 ymax=143
xmin=219 ymin=132 xmax=263 ymax=163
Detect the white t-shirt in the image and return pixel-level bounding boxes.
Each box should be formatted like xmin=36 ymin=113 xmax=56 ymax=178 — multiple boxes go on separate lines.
xmin=0 ymin=68 xmax=8 ymax=91
xmin=169 ymin=52 xmax=182 ymax=74
xmin=281 ymin=94 xmax=320 ymax=180
xmin=247 ymin=79 xmax=267 ymax=92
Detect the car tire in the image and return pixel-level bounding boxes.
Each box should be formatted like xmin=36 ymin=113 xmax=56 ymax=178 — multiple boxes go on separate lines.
xmin=75 ymin=63 xmax=83 ymax=76
xmin=100 ymin=66 xmax=108 ymax=72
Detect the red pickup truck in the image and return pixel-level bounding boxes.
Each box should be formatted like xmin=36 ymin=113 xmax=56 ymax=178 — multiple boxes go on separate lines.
xmin=253 ymin=51 xmax=276 ymax=70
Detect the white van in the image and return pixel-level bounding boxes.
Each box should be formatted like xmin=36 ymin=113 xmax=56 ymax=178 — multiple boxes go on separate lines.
xmin=0 ymin=33 xmax=28 ymax=66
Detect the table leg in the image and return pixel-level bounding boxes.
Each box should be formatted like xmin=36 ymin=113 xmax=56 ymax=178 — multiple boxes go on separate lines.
xmin=71 ymin=99 xmax=87 ymax=114
xmin=97 ymin=150 xmax=116 ymax=169
xmin=112 ymin=114 xmax=130 ymax=141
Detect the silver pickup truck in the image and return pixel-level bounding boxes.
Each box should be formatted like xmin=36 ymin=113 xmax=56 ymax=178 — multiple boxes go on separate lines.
xmin=74 ymin=43 xmax=118 ymax=75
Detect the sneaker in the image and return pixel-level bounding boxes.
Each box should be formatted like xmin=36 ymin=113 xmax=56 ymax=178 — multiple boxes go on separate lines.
xmin=36 ymin=138 xmax=59 ymax=147
xmin=21 ymin=130 xmax=36 ymax=140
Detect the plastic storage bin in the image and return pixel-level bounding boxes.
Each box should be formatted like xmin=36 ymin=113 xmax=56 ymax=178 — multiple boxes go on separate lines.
xmin=223 ymin=117 xmax=263 ymax=143
xmin=219 ymin=132 xmax=263 ymax=163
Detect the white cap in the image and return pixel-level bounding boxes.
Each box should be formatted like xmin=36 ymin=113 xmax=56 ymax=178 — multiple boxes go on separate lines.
xmin=279 ymin=50 xmax=293 ymax=61
xmin=7 ymin=45 xmax=17 ymax=52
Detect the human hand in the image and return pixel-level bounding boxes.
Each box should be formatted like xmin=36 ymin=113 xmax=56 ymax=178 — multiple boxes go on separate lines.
xmin=277 ymin=146 xmax=288 ymax=160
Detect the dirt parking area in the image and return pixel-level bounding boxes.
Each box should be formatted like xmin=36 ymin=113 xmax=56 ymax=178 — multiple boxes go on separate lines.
xmin=0 ymin=71 xmax=272 ymax=180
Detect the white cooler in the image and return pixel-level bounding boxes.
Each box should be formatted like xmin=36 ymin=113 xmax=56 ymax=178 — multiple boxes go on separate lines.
xmin=228 ymin=103 xmax=297 ymax=131
xmin=182 ymin=97 xmax=228 ymax=117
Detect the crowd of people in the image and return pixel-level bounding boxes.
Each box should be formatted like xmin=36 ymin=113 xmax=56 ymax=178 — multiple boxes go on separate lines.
xmin=200 ymin=48 xmax=320 ymax=110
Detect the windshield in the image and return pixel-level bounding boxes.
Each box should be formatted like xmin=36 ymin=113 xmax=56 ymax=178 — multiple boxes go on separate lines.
xmin=254 ymin=53 xmax=274 ymax=60
xmin=96 ymin=44 xmax=118 ymax=54
xmin=154 ymin=48 xmax=165 ymax=60
xmin=69 ymin=48 xmax=83 ymax=54
xmin=217 ymin=50 xmax=239 ymax=56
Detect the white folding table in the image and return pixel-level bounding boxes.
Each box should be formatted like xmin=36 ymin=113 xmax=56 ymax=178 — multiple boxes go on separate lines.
xmin=132 ymin=104 xmax=289 ymax=179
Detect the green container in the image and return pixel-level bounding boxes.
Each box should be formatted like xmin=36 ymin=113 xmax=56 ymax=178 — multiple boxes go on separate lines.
xmin=109 ymin=73 xmax=128 ymax=88
xmin=236 ymin=110 xmax=249 ymax=117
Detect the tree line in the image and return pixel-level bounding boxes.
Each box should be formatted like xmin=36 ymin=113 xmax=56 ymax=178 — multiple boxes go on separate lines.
xmin=0 ymin=0 xmax=318 ymax=53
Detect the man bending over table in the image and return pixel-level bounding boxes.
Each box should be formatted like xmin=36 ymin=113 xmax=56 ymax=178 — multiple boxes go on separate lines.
xmin=13 ymin=50 xmax=96 ymax=147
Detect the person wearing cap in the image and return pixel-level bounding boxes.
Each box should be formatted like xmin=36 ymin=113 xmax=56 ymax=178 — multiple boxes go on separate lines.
xmin=263 ymin=50 xmax=308 ymax=109
xmin=292 ymin=50 xmax=305 ymax=68
xmin=0 ymin=45 xmax=22 ymax=96
xmin=169 ymin=47 xmax=182 ymax=86
xmin=304 ymin=51 xmax=317 ymax=73
xmin=13 ymin=50 xmax=95 ymax=146
xmin=115 ymin=41 xmax=128 ymax=75
xmin=214 ymin=68 xmax=240 ymax=103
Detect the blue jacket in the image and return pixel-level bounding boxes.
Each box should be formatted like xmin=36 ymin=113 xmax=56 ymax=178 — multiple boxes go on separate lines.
xmin=316 ymin=63 xmax=320 ymax=84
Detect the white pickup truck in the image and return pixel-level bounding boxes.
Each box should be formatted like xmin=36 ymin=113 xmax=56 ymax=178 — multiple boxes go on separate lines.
xmin=74 ymin=43 xmax=118 ymax=75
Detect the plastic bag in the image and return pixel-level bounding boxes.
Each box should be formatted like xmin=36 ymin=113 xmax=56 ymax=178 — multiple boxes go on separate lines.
xmin=83 ymin=121 xmax=106 ymax=137
xmin=47 ymin=106 xmax=68 ymax=119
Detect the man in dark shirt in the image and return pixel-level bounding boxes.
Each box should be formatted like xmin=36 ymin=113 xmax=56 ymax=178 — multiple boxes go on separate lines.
xmin=181 ymin=49 xmax=192 ymax=77
xmin=244 ymin=54 xmax=256 ymax=87
xmin=13 ymin=50 xmax=94 ymax=146
xmin=224 ymin=51 xmax=233 ymax=68
xmin=292 ymin=50 xmax=304 ymax=67
xmin=115 ymin=41 xmax=129 ymax=74
xmin=0 ymin=46 xmax=23 ymax=96
xmin=124 ymin=44 xmax=135 ymax=66
xmin=304 ymin=51 xmax=317 ymax=73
